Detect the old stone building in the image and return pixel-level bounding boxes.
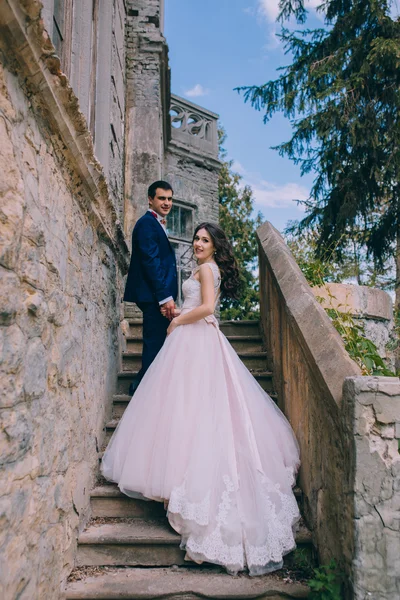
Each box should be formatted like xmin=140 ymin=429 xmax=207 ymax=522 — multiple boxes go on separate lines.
xmin=0 ymin=0 xmax=219 ymax=597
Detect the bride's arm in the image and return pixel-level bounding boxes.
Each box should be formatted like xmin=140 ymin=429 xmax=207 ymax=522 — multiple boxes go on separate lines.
xmin=171 ymin=265 xmax=215 ymax=327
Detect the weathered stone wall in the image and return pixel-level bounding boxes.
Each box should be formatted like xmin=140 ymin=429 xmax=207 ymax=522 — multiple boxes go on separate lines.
xmin=103 ymin=0 xmax=127 ymax=216
xmin=164 ymin=150 xmax=219 ymax=225
xmin=41 ymin=0 xmax=127 ymax=216
xmin=165 ymin=94 xmax=220 ymax=226
xmin=0 ymin=2 xmax=129 ymax=596
xmin=342 ymin=377 xmax=400 ymax=600
xmin=124 ymin=0 xmax=169 ymax=237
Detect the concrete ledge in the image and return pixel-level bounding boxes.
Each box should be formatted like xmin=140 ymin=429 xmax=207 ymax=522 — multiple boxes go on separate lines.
xmin=257 ymin=222 xmax=360 ymax=407
xmin=313 ymin=283 xmax=393 ymax=321
xmin=0 ymin=0 xmax=130 ymax=272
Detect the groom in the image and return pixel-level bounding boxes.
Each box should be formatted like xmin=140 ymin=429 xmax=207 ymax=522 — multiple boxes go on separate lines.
xmin=124 ymin=181 xmax=178 ymax=394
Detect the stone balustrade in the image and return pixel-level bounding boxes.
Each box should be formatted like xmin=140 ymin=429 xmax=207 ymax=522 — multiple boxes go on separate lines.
xmin=169 ymin=94 xmax=219 ymax=160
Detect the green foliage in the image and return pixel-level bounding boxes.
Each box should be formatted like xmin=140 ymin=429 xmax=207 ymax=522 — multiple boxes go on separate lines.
xmin=285 ymin=226 xmax=355 ymax=286
xmin=324 ymin=304 xmax=396 ymax=376
xmin=286 ymin=547 xmax=316 ymax=579
xmin=308 ymin=560 xmax=343 ymax=600
xmin=218 ymin=128 xmax=263 ymax=320
xmin=290 ymin=232 xmax=396 ymax=375
xmin=286 ymin=221 xmax=395 ymax=291
xmin=237 ymin=0 xmax=400 ymax=293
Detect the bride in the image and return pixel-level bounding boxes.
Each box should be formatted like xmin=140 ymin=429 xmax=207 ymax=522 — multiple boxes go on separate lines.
xmin=101 ymin=222 xmax=300 ymax=576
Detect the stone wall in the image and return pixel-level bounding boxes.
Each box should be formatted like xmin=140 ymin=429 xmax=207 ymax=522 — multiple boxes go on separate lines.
xmin=41 ymin=0 xmax=127 ymax=215
xmin=124 ymin=0 xmax=169 ymax=237
xmin=165 ymin=94 xmax=220 ymax=226
xmin=164 ymin=151 xmax=219 ymax=226
xmin=0 ymin=2 xmax=129 ymax=597
xmin=342 ymin=377 xmax=400 ymax=600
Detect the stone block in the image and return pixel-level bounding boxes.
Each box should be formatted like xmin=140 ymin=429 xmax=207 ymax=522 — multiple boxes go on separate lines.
xmin=0 ymin=405 xmax=32 ymax=465
xmin=0 ymin=189 xmax=25 ymax=270
xmin=386 ymin=529 xmax=400 ymax=575
xmin=0 ymin=268 xmax=21 ymax=325
xmin=380 ymin=424 xmax=395 ymax=439
xmin=24 ymin=338 xmax=47 ymax=399
xmin=373 ymin=396 xmax=400 ymax=424
xmin=312 ymin=282 xmax=393 ymax=320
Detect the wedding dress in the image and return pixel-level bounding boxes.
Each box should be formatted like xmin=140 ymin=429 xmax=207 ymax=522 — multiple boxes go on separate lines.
xmin=101 ymin=262 xmax=300 ymax=576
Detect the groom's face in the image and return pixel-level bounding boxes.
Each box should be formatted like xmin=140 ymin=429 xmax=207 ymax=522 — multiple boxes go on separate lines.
xmin=149 ymin=188 xmax=173 ymax=218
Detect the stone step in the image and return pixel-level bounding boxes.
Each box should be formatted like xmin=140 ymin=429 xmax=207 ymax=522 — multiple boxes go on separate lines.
xmin=117 ymin=370 xmax=274 ymax=395
xmin=90 ymin=484 xmax=302 ymax=518
xmin=76 ymin=519 xmax=312 ymax=568
xmin=220 ymin=320 xmax=261 ymax=336
xmin=127 ymin=319 xmax=261 ymax=338
xmin=111 ymin=391 xmax=278 ymax=419
xmin=90 ymin=486 xmax=167 ymax=519
xmin=125 ymin=335 xmax=265 ymax=353
xmin=65 ymin=566 xmax=310 ymax=599
xmin=121 ymin=351 xmax=268 ymax=372
xmin=126 ymin=319 xmax=143 ymax=337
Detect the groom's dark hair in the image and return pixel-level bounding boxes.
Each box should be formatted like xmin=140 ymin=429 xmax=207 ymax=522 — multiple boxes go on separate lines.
xmin=148 ymin=180 xmax=173 ymax=199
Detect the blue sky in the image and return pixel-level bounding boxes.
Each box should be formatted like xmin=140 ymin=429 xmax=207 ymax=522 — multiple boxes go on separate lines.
xmin=164 ymin=0 xmax=324 ymax=232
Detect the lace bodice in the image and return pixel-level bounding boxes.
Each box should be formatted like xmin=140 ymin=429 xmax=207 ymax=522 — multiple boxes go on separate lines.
xmin=181 ymin=262 xmax=221 ymax=312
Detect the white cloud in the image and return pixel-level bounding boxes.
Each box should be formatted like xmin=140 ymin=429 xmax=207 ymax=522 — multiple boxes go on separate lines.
xmin=258 ymin=0 xmax=280 ymax=22
xmin=251 ymin=180 xmax=309 ymax=209
xmin=258 ymin=0 xmax=322 ymax=23
xmin=184 ymin=84 xmax=209 ymax=98
xmin=236 ymin=164 xmax=309 ymax=209
xmin=232 ymin=160 xmax=246 ymax=175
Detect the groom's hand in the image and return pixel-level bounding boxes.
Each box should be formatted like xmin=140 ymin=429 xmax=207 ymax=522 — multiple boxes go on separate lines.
xmin=161 ymin=299 xmax=175 ymax=320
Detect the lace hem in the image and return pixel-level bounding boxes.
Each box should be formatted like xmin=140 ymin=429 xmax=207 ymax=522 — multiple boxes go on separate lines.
xmin=168 ymin=480 xmax=211 ymax=526
xmin=167 ymin=471 xmax=300 ymax=575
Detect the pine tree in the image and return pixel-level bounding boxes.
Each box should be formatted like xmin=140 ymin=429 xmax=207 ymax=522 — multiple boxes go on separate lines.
xmin=237 ymin=0 xmax=400 ymax=307
xmin=218 ymin=129 xmax=263 ymax=320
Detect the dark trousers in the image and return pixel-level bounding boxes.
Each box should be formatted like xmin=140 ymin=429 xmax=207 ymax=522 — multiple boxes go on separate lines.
xmin=136 ymin=301 xmax=170 ymax=381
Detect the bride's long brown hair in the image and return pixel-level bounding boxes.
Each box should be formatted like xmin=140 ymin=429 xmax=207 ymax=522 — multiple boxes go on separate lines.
xmin=193 ymin=222 xmax=241 ymax=300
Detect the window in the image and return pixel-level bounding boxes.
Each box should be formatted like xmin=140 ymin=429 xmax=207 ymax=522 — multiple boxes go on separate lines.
xmin=167 ymin=205 xmax=193 ymax=241
xmin=52 ymin=0 xmax=64 ymax=55
xmin=88 ymin=0 xmax=99 ymax=139
xmin=50 ymin=0 xmax=73 ymax=78
xmin=167 ymin=202 xmax=195 ymax=306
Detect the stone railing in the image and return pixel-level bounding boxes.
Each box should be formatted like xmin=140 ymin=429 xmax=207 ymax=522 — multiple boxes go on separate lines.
xmin=169 ymin=94 xmax=219 ymax=160
xmin=257 ymin=222 xmax=400 ymax=599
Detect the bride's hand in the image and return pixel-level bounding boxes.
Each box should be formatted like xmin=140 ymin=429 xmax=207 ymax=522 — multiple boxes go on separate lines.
xmin=167 ymin=318 xmax=180 ymax=336
xmin=161 ymin=307 xmax=181 ymax=318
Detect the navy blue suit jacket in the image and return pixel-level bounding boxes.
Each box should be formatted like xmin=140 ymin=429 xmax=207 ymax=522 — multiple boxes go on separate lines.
xmin=124 ymin=212 xmax=178 ymax=304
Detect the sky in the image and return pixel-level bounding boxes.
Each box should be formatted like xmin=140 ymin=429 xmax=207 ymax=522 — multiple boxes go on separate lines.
xmin=164 ymin=0 xmax=325 ymax=232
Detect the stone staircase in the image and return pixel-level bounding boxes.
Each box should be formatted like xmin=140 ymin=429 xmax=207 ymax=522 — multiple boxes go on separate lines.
xmin=65 ymin=320 xmax=313 ymax=599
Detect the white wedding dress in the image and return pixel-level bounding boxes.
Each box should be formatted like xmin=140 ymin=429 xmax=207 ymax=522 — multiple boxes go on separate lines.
xmin=101 ymin=262 xmax=301 ymax=575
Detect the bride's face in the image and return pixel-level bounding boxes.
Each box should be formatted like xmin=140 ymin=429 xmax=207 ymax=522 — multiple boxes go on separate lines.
xmin=193 ymin=228 xmax=215 ymax=263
